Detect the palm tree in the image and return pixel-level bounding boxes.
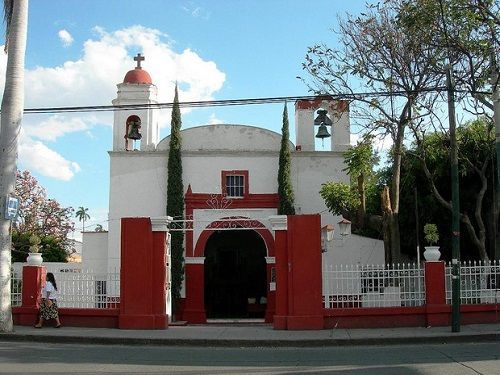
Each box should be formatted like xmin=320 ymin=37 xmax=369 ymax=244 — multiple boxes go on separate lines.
xmin=0 ymin=0 xmax=29 ymax=333
xmin=75 ymin=207 xmax=90 ymax=233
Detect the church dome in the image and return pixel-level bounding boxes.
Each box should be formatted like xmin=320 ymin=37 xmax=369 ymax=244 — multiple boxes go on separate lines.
xmin=123 ymin=68 xmax=152 ymax=84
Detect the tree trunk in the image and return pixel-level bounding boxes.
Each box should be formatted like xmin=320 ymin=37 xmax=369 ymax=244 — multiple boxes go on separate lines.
xmin=381 ymin=186 xmax=392 ymax=264
xmin=0 ymin=0 xmax=28 ymax=333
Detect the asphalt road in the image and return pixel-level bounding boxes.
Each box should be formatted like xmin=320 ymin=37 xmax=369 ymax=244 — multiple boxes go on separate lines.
xmin=0 ymin=340 xmax=499 ymax=374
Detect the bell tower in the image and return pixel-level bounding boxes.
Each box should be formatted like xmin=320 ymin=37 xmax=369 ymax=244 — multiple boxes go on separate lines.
xmin=112 ymin=54 xmax=159 ymax=151
xmin=294 ymin=97 xmax=350 ymax=152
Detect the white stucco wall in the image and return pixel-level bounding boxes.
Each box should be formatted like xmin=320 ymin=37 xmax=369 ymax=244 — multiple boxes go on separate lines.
xmin=323 ymin=234 xmax=385 ymax=266
xmin=83 ymin=122 xmax=385 ymax=273
xmin=81 ymin=232 xmax=108 ymax=274
xmin=292 ymin=151 xmax=348 ymax=216
xmin=157 ymin=124 xmax=286 ymax=152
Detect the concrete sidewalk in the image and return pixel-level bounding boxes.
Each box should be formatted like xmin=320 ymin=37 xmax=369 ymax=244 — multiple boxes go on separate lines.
xmin=1 ymin=323 xmax=499 ymax=347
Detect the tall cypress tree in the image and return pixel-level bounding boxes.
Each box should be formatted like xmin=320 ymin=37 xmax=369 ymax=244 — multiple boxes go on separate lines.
xmin=166 ymin=84 xmax=184 ymax=308
xmin=277 ymin=102 xmax=295 ymax=215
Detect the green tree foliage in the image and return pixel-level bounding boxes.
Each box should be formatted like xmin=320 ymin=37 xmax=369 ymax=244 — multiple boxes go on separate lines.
xmin=402 ymin=118 xmax=497 ymax=260
xmin=320 ymin=182 xmax=359 ymax=217
xmin=12 ymin=233 xmax=67 ymax=262
xmin=300 ymin=0 xmax=444 ymax=262
xmin=166 ymin=84 xmax=185 ymax=305
xmin=75 ymin=206 xmax=90 ymax=232
xmin=398 ymin=0 xmax=498 ymax=112
xmin=277 ymin=103 xmax=295 ymax=215
xmin=343 ymin=135 xmax=379 ymax=226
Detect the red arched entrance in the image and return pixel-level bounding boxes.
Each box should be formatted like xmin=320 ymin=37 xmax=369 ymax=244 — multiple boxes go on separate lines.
xmin=182 ymin=218 xmax=276 ymax=323
xmin=204 ymin=229 xmax=267 ymax=319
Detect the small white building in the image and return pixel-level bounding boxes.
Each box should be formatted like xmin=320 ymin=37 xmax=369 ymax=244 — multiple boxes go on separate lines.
xmin=83 ymin=56 xmax=384 ymax=319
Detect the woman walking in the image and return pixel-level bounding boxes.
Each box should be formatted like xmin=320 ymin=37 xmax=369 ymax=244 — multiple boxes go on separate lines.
xmin=34 ymin=272 xmax=62 ymax=328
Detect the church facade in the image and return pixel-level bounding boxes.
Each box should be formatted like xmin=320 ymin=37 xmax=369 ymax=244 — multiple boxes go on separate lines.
xmin=82 ymin=56 xmax=384 ymax=323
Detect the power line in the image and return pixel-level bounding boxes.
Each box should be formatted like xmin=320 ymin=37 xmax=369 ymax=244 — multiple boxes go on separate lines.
xmin=15 ymin=87 xmax=487 ymax=115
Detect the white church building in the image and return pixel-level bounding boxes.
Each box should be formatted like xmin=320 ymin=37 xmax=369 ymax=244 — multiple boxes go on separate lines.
xmin=82 ymin=55 xmax=384 ymax=321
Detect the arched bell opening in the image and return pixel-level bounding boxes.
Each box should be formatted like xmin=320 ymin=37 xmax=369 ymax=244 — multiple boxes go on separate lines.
xmin=124 ymin=115 xmax=142 ymax=151
xmin=204 ymin=229 xmax=267 ymax=319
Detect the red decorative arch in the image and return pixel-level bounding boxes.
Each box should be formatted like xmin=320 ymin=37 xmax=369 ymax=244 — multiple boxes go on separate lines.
xmin=193 ymin=217 xmax=275 ymax=258
xmin=184 ymin=185 xmax=279 ymax=258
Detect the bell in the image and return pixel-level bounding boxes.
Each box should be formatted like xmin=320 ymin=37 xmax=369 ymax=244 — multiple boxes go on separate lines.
xmin=314 ymin=109 xmax=332 ymax=126
xmin=127 ymin=122 xmax=142 ymax=140
xmin=315 ymin=123 xmax=331 ymax=139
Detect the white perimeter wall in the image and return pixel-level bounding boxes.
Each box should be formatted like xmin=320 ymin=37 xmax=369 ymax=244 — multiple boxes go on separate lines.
xmin=82 ymin=232 xmax=109 ymax=273
xmin=323 ymin=234 xmax=385 ymax=266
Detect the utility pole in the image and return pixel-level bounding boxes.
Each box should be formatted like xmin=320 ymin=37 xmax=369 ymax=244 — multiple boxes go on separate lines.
xmin=414 ymin=187 xmax=421 ymax=265
xmin=447 ymin=66 xmax=461 ymax=333
xmin=493 ymin=58 xmax=500 ymax=260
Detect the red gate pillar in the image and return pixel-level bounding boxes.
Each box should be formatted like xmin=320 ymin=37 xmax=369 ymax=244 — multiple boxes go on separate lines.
xmin=119 ymin=217 xmax=169 ymax=329
xmin=22 ymin=266 xmax=45 ymax=309
xmin=286 ymin=214 xmax=324 ymax=329
xmin=15 ymin=266 xmax=45 ymax=325
xmin=183 ymin=259 xmax=206 ymax=323
xmin=272 ymin=214 xmax=324 ymax=330
xmin=425 ymin=260 xmax=448 ymax=326
xmin=151 ymin=217 xmax=171 ymax=328
xmin=270 ymin=215 xmax=288 ymax=329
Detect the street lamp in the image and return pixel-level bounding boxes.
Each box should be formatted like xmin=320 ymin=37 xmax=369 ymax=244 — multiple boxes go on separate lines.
xmin=338 ymin=218 xmax=351 ymax=236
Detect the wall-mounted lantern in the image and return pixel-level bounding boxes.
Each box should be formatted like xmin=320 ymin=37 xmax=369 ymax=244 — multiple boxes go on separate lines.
xmin=338 ymin=218 xmax=352 ymax=237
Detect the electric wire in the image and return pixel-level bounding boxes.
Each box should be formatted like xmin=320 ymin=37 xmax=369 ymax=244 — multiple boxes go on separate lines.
xmin=11 ymin=87 xmax=490 ymax=115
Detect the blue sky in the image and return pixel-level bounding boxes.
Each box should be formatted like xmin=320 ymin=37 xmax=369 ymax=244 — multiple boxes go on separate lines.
xmin=1 ymin=0 xmax=370 ymax=239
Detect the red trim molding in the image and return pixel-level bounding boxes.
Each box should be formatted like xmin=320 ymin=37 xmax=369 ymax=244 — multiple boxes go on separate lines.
xmin=295 ymin=97 xmax=349 ymax=113
xmin=193 ymin=217 xmax=275 ymax=258
xmin=185 ymin=185 xmax=279 ymax=258
xmin=186 ymin=193 xmax=278 ymax=209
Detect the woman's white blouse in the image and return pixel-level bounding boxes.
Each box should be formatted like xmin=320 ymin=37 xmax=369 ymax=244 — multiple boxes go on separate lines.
xmin=42 ymin=281 xmax=58 ymax=300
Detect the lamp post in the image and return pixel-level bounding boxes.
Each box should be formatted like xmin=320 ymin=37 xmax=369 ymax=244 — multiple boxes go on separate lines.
xmin=493 ymin=57 xmax=500 ymax=260
xmin=446 ymin=65 xmax=461 ymax=333
xmin=338 ymin=218 xmax=352 ymax=236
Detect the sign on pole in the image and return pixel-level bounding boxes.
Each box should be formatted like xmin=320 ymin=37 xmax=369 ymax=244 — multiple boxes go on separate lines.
xmin=4 ymin=195 xmax=19 ymax=220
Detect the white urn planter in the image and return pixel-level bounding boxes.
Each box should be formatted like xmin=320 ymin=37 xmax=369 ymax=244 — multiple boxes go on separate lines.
xmin=423 ymin=246 xmax=441 ymax=261
xmin=27 ymin=252 xmax=43 ymax=266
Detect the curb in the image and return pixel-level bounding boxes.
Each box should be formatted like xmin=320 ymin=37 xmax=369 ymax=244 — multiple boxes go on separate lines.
xmin=1 ymin=333 xmax=499 ymax=347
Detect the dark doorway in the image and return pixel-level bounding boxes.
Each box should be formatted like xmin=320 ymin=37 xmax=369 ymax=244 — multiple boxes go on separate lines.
xmin=204 ymin=230 xmax=267 ymax=319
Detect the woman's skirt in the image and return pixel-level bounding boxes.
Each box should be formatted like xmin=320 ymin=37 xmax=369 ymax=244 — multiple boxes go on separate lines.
xmin=39 ymin=299 xmax=59 ymax=320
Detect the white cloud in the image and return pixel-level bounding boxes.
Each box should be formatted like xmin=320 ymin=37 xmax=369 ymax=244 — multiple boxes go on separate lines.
xmin=350 ymin=132 xmax=393 ymax=151
xmin=18 ymin=132 xmax=81 ymax=181
xmin=0 ymin=25 xmax=226 ymax=181
xmin=350 ymin=133 xmax=360 ymax=146
xmin=208 ymin=113 xmax=223 ymax=125
xmin=181 ymin=3 xmax=210 ymax=19
xmin=372 ymin=134 xmax=393 ymax=152
xmin=58 ymin=29 xmax=74 ymax=47
xmin=24 ymin=115 xmax=97 ymax=141
xmin=23 ymin=25 xmax=225 ymax=124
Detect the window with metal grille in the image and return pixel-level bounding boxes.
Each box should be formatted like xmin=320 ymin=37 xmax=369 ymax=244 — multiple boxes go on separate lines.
xmin=225 ymin=175 xmax=245 ymax=197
